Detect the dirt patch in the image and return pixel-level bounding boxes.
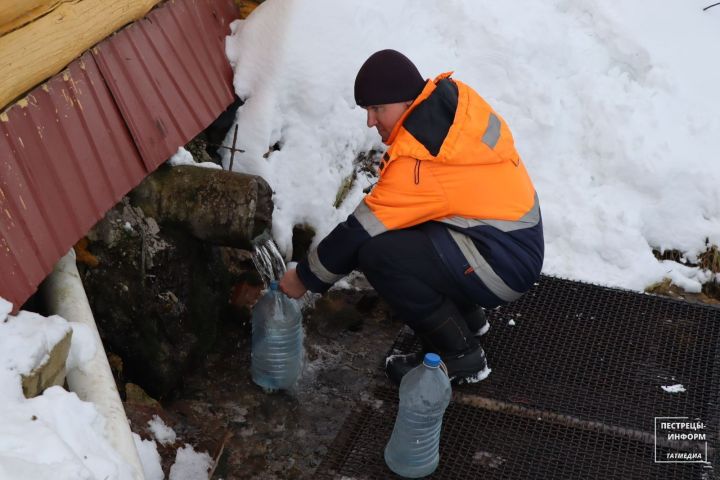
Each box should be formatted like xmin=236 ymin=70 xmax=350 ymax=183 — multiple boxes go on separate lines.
xmin=121 ymin=262 xmax=720 ymax=478
xmin=126 ymin=287 xmax=400 ymax=479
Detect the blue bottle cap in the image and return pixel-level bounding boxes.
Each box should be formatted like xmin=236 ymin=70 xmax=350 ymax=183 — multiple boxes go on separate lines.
xmin=269 ymin=281 xmax=279 ymax=291
xmin=423 ymin=353 xmax=441 ymax=368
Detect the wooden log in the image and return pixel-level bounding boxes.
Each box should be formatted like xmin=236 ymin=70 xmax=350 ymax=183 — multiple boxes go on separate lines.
xmin=0 ymin=0 xmax=161 ymax=111
xmin=0 ymin=1 xmax=62 ymax=36
xmin=21 ymin=328 xmax=72 ymax=398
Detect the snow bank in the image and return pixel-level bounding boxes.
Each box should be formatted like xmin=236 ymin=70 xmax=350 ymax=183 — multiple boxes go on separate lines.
xmin=0 ymin=301 xmax=139 ymax=480
xmin=0 ymin=309 xmax=70 ymax=383
xmin=225 ymin=0 xmax=720 ymax=292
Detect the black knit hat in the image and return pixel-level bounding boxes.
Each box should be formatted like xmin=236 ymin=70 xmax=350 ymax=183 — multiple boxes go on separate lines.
xmin=354 ymin=50 xmax=426 ymax=107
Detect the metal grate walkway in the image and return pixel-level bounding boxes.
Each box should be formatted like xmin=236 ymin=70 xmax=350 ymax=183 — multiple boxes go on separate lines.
xmin=316 ymin=276 xmax=720 ymax=479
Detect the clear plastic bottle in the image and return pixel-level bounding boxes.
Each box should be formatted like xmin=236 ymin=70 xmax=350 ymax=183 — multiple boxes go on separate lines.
xmin=384 ymin=353 xmax=452 ymax=478
xmin=250 ymin=281 xmax=304 ymax=391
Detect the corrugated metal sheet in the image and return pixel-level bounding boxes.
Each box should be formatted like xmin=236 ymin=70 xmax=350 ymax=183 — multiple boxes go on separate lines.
xmin=0 ymin=0 xmax=239 ymax=309
xmin=93 ymin=0 xmax=235 ymax=169
xmin=0 ymin=52 xmax=147 ymax=308
xmin=204 ymin=0 xmax=241 ymax=47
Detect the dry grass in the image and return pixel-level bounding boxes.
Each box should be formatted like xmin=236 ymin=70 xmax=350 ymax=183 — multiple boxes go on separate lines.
xmin=651 ymin=248 xmax=683 ymax=263
xmin=649 ymin=242 xmax=720 ymax=303
xmin=646 ymin=278 xmax=720 ymax=305
xmin=234 ymin=0 xmax=262 ymax=19
xmin=652 ymin=243 xmax=720 ymax=275
xmin=698 ymin=243 xmax=720 ymax=273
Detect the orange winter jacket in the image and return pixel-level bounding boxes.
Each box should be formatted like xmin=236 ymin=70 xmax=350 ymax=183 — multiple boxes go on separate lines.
xmin=298 ymin=73 xmax=543 ymax=305
xmin=364 ymin=72 xmax=537 ymax=231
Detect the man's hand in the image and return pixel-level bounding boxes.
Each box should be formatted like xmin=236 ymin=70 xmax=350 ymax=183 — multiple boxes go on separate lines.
xmin=279 ymin=268 xmax=308 ymax=299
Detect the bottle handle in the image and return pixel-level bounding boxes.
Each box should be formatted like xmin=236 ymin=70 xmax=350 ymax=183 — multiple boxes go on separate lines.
xmin=439 ymin=360 xmax=449 ymax=377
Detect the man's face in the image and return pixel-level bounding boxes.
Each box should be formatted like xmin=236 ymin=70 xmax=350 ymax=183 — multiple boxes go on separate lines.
xmin=364 ymin=102 xmax=412 ymax=142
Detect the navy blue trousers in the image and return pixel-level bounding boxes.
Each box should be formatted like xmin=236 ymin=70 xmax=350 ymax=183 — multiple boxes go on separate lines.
xmin=357 ymin=228 xmax=477 ymax=327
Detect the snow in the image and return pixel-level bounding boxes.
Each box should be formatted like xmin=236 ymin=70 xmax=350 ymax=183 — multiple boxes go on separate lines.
xmin=167 ymin=146 xmax=222 ymax=170
xmin=148 ymin=414 xmax=177 ymax=446
xmin=133 ymin=433 xmax=165 ymax=480
xmin=0 ymin=297 xmax=11 ymax=319
xmin=0 ymin=310 xmax=70 ymax=380
xmin=225 ymin=0 xmax=720 ymax=293
xmin=168 ymin=444 xmax=213 ymax=480
xmin=456 ymin=366 xmax=492 ymax=385
xmin=0 ymin=304 xmax=139 ymax=480
xmin=659 ymin=260 xmax=715 ymax=294
xmin=65 ymin=323 xmax=97 ymax=372
xmin=662 ymin=384 xmax=687 ymax=393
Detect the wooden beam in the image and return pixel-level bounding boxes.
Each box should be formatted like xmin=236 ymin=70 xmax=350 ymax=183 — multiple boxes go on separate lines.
xmin=0 ymin=1 xmax=63 ymax=36
xmin=0 ymin=0 xmax=162 ymax=111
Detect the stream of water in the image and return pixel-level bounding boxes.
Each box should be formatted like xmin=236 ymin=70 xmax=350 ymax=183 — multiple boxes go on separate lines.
xmin=252 ymin=237 xmax=316 ymax=308
xmin=252 ymin=237 xmax=287 ymax=286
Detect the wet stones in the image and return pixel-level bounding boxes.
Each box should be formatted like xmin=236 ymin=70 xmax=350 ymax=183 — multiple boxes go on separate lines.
xmin=81 ymin=200 xmax=222 ymax=398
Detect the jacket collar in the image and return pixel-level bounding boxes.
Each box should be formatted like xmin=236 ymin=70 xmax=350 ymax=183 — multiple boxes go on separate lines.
xmin=384 ymin=71 xmax=454 ymax=146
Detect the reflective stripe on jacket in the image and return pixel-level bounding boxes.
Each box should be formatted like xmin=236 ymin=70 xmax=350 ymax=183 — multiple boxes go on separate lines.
xmin=297 ymin=73 xmax=544 ymax=303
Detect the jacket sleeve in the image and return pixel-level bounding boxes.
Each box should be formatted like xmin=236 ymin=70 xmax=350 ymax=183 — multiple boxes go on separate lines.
xmin=297 ymin=156 xmax=449 ymax=293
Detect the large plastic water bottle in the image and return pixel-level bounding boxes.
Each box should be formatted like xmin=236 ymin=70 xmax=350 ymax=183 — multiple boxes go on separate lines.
xmin=384 ymin=353 xmax=452 ymax=478
xmin=250 ymin=281 xmax=304 ymax=391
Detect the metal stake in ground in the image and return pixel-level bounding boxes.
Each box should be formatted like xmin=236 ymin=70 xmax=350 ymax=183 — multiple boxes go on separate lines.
xmin=201 ymin=124 xmax=244 ymax=170
xmin=228 ymin=124 xmax=239 ymax=172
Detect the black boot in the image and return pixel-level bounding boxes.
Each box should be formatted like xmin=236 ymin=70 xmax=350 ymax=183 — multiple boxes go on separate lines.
xmin=384 ymin=332 xmax=434 ymax=385
xmin=384 ymin=351 xmax=426 ymax=384
xmin=385 ymin=300 xmax=490 ymax=386
xmin=463 ymin=306 xmax=489 ymax=337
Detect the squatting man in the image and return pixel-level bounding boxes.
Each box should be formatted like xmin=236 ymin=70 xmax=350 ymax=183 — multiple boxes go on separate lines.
xmin=280 ymin=49 xmax=544 ymax=385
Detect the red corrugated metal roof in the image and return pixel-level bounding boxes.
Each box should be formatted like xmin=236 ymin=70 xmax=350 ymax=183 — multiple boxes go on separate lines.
xmin=0 ymin=0 xmax=239 ymax=309
xmin=0 ymin=52 xmax=147 ymax=308
xmin=207 ymin=0 xmax=240 ymax=40
xmin=93 ymin=0 xmax=235 ymax=168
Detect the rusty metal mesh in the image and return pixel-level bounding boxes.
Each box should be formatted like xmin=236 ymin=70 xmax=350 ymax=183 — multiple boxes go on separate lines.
xmin=389 ymin=276 xmax=720 ymax=436
xmin=316 ymin=276 xmax=720 ymax=479
xmin=317 ymin=387 xmax=712 ymax=479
